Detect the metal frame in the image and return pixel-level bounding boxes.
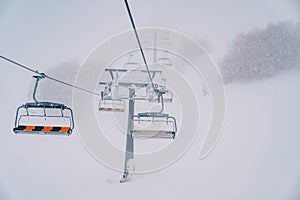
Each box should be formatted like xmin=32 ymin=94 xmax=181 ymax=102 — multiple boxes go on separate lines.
xmin=98 ymin=83 xmax=126 ymax=112
xmin=120 ymin=88 xmax=135 ymax=183
xmin=99 ymin=68 xmax=173 ymax=102
xmin=131 ymin=113 xmax=177 ymax=139
xmin=13 ymin=75 xmax=74 ymax=135
xmin=103 ymin=68 xmax=163 ymax=88
xmin=99 ymin=54 xmax=177 ymax=183
xmin=99 ymin=98 xmax=125 ymax=112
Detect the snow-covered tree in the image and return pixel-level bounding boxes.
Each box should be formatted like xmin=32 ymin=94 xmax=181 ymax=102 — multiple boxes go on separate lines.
xmin=220 ymin=21 xmax=300 ymax=83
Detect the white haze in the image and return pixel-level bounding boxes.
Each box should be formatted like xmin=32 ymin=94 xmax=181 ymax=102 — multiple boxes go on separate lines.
xmin=0 ymin=1 xmax=299 ymax=200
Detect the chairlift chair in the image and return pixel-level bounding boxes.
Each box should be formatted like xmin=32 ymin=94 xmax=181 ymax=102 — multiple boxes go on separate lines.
xmin=99 ymin=98 xmax=125 ymax=112
xmin=131 ymin=91 xmax=177 ymax=139
xmin=99 ymin=89 xmax=125 ymax=112
xmin=131 ymin=112 xmax=177 ymax=139
xmin=13 ymin=75 xmax=74 ymax=135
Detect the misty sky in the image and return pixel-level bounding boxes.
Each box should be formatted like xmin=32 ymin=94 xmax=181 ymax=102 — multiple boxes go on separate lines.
xmin=0 ymin=0 xmax=299 ymax=70
xmin=0 ymin=0 xmax=299 ymax=103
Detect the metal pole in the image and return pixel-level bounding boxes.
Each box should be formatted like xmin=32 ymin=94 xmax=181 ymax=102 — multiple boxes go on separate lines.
xmin=120 ymin=88 xmax=135 ymax=183
xmin=33 ymin=76 xmax=42 ymax=103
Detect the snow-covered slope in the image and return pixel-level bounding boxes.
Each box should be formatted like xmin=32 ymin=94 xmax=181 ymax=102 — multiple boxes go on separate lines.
xmin=0 ymin=70 xmax=299 ymax=200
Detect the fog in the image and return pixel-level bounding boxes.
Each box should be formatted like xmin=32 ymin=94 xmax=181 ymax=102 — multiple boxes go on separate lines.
xmin=0 ymin=1 xmax=299 ymax=200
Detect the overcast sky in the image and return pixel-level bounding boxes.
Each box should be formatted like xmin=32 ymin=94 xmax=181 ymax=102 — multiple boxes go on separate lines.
xmin=0 ymin=0 xmax=299 ymax=70
xmin=0 ymin=0 xmax=299 ymax=93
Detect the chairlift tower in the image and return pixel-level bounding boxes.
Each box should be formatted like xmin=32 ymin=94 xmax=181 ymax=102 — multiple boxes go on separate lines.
xmin=98 ymin=52 xmax=177 ymax=183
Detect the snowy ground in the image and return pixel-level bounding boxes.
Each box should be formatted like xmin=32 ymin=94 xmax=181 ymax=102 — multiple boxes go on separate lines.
xmin=0 ymin=70 xmax=300 ymax=200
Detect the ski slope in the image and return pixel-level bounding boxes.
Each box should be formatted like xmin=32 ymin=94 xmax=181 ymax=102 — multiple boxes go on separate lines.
xmin=0 ymin=70 xmax=299 ymax=200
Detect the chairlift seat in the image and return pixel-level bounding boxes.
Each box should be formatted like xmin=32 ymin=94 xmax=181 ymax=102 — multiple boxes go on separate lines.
xmin=99 ymin=98 xmax=125 ymax=112
xmin=131 ymin=130 xmax=175 ymax=139
xmin=13 ymin=125 xmax=71 ymax=135
xmin=99 ymin=107 xmax=125 ymax=112
xmin=137 ymin=112 xmax=169 ymax=118
xmin=131 ymin=113 xmax=177 ymax=139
